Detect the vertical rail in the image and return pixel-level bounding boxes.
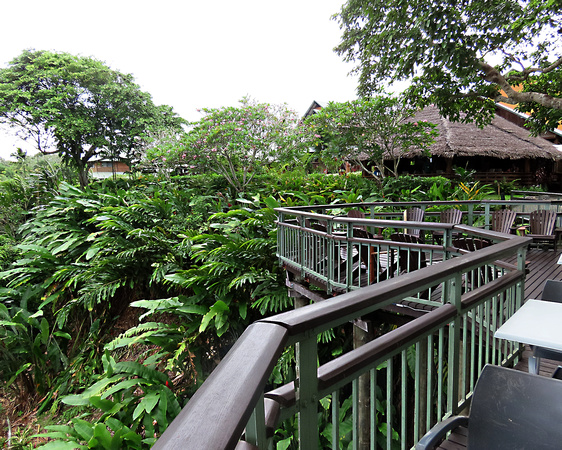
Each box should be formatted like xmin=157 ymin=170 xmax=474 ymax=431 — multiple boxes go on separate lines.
xmin=332 ymin=390 xmax=340 ymax=450
xmin=296 ymin=335 xmax=319 ymax=448
xmin=245 ymin=393 xmax=267 ymax=448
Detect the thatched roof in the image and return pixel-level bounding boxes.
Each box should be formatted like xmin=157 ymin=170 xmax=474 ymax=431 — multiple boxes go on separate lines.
xmin=402 ymin=105 xmax=561 ymax=160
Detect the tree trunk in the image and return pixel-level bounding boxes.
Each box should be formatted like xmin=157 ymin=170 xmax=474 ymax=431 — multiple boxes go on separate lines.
xmin=77 ymin=163 xmax=89 ymax=189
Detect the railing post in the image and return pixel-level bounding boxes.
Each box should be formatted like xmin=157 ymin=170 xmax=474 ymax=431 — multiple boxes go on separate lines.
xmin=327 ymin=219 xmax=334 ymax=294
xmin=346 ymin=223 xmax=354 ymax=291
xmin=447 ymin=273 xmax=463 ymax=416
xmin=467 ymin=204 xmax=474 ymax=226
xmin=277 ymin=212 xmax=284 ymax=260
xmin=516 ymin=246 xmax=526 ymax=310
xmin=296 ymin=334 xmax=318 ymax=449
xmin=245 ymin=393 xmax=267 ymax=449
xmin=298 ymin=216 xmax=306 ymax=278
xmin=443 ymin=228 xmax=453 ymax=262
xmin=484 ymin=203 xmax=491 ymax=229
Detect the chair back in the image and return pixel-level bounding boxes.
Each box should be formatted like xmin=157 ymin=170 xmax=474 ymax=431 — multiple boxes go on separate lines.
xmin=491 ymin=209 xmax=516 ymax=234
xmin=540 ymin=279 xmax=562 ymax=303
xmin=452 ymin=237 xmax=491 ymax=252
xmin=468 ymin=365 xmax=562 ymax=449
xmin=404 ymin=207 xmax=425 ymax=237
xmin=529 ymin=209 xmax=557 ymax=235
xmin=347 ymin=209 xmax=366 ymax=230
xmin=439 ymin=208 xmax=463 ymax=225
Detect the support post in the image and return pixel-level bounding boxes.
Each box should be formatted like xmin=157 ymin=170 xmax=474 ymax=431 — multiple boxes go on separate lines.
xmin=296 ymin=335 xmax=318 ymax=449
xmin=353 ymin=320 xmax=374 ymax=450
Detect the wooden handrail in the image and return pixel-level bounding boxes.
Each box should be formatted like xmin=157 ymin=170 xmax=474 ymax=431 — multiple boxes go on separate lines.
xmin=153 ymin=322 xmax=288 ymax=450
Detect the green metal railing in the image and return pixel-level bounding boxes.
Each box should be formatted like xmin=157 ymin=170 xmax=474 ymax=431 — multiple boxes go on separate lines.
xmin=154 ymin=201 xmax=534 ymax=450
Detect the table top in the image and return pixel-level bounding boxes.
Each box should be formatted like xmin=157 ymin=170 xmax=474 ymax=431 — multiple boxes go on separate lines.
xmin=495 ymin=299 xmax=562 ymax=351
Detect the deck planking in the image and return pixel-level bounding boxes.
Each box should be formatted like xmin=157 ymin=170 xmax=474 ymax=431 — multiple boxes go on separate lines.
xmin=433 ymin=247 xmax=562 ymax=449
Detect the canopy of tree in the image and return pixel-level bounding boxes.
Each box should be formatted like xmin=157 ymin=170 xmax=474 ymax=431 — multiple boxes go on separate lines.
xmin=0 ymin=50 xmax=185 ymax=187
xmin=307 ymin=96 xmax=437 ymax=181
xmin=335 ymin=0 xmax=562 ymax=133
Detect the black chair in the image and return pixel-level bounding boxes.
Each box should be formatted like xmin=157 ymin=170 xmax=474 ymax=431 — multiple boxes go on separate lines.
xmin=529 ymin=279 xmax=562 ymax=374
xmin=416 ymin=364 xmax=562 ymax=449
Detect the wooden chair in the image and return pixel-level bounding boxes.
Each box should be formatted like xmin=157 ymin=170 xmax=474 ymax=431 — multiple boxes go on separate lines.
xmin=347 ymin=208 xmax=366 ymax=231
xmin=490 ymin=208 xmax=517 ymax=234
xmin=403 ymin=207 xmax=425 ymax=239
xmin=452 ymin=237 xmax=494 ymax=288
xmin=527 ymin=209 xmax=557 ymax=251
xmin=390 ymin=232 xmax=430 ymax=298
xmin=416 ymin=364 xmax=562 ymax=449
xmin=432 ymin=208 xmax=463 ymax=243
xmin=353 ymin=228 xmax=389 ymax=284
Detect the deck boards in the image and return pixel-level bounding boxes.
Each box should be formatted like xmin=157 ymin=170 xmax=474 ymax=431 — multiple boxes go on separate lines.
xmin=432 ymin=247 xmax=562 ymax=449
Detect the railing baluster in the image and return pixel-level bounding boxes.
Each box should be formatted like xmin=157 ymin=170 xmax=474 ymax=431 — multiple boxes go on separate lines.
xmin=352 ymin=377 xmax=359 ymax=450
xmin=414 ymin=342 xmax=421 ymax=444
xmin=296 ymin=335 xmax=318 ymax=449
xmin=401 ymin=351 xmax=407 ymax=450
xmin=386 ymin=359 xmax=393 ymax=450
xmin=245 ymin=393 xmax=266 ymax=448
xmin=426 ymin=334 xmax=434 ymax=434
xmin=437 ymin=328 xmax=444 ymax=421
xmin=371 ymin=368 xmax=377 ymax=450
xmin=332 ymin=390 xmax=340 ymax=450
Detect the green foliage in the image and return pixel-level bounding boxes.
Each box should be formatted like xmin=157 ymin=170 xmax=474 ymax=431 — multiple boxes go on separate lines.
xmin=519 ymin=69 xmax=562 ymax=135
xmin=455 ymin=181 xmax=493 ymax=201
xmin=0 ymin=154 xmax=74 ymax=238
xmin=0 ymin=235 xmax=19 ymax=271
xmin=307 ymin=96 xmax=438 ymax=181
xmin=0 ymin=170 xmax=529 ymax=447
xmin=0 ymin=299 xmax=69 ymax=402
xmin=382 ymin=176 xmax=453 ymax=202
xmin=162 ymin=194 xmax=290 ymax=336
xmin=0 ymin=49 xmax=185 ymax=187
xmin=40 ymin=351 xmax=180 ymax=449
xmin=334 ymin=0 xmax=562 ymax=126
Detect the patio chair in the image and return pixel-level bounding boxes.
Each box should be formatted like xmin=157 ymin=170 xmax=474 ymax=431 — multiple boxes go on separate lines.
xmin=403 ymin=207 xmax=425 ymax=239
xmin=416 ymin=364 xmax=562 ymax=449
xmin=353 ymin=228 xmax=390 ymax=284
xmin=529 ymin=279 xmax=562 ymax=374
xmin=347 ymin=208 xmax=367 ymax=231
xmin=452 ymin=237 xmax=494 ymax=288
xmin=390 ymin=232 xmax=430 ymax=298
xmin=526 ymin=209 xmax=558 ymax=251
xmin=431 ymin=208 xmax=463 ymax=243
xmin=491 ymin=208 xmax=516 ymax=234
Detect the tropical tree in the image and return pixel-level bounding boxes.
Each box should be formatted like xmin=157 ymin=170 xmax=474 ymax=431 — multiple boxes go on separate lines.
xmin=334 ymin=0 xmax=562 ymax=131
xmin=307 ymin=96 xmax=437 ymax=181
xmin=181 ymin=98 xmax=313 ymax=193
xmin=0 ymin=49 xmax=185 ymax=187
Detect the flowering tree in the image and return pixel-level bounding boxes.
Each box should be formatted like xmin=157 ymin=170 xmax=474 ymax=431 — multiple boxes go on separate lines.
xmin=307 ymin=96 xmax=438 ymax=182
xmin=182 ymin=98 xmax=312 ymax=192
xmin=140 ymin=129 xmax=188 ymax=178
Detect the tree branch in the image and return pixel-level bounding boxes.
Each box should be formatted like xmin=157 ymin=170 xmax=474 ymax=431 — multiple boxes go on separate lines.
xmin=508 ymin=55 xmax=562 ymax=82
xmin=479 ymin=60 xmax=562 ymax=109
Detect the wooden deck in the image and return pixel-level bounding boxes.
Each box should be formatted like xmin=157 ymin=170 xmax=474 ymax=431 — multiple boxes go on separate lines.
xmin=435 ymin=247 xmax=562 ymax=449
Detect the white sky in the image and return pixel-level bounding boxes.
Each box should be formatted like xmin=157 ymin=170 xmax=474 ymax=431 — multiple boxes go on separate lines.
xmin=0 ymin=0 xmax=360 ymax=160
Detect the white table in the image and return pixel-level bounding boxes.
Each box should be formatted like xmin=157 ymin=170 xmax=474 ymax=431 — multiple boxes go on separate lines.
xmin=495 ymin=299 xmax=562 ymax=374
